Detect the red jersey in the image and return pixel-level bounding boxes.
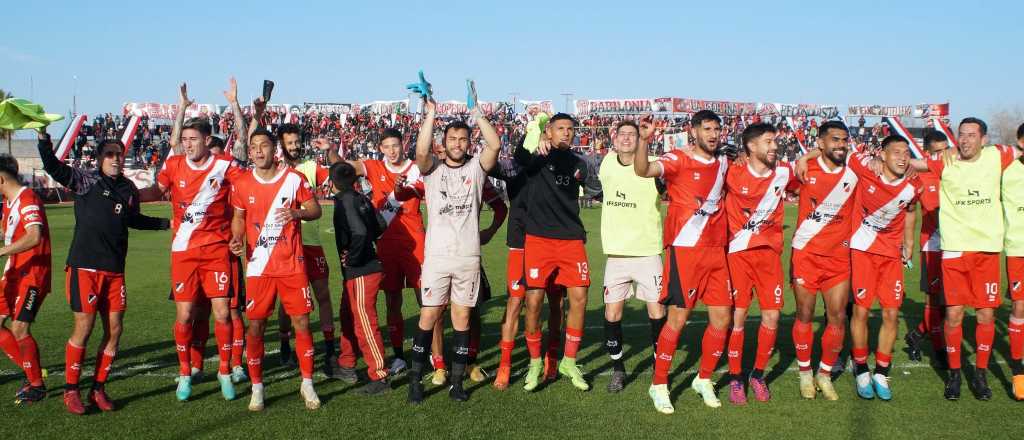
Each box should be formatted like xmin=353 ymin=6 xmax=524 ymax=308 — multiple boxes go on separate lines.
xmin=659 ymin=151 xmax=728 ymax=248
xmin=158 ymin=153 xmax=243 ymax=253
xmin=230 ymin=168 xmax=314 ymax=277
xmin=363 ymin=159 xmax=425 ymax=245
xmin=725 ymin=163 xmax=798 ymax=254
xmin=917 ymin=169 xmax=941 ymax=252
xmin=847 ymin=153 xmax=922 ymax=258
xmin=791 ymin=156 xmax=859 ymax=257
xmin=2 ymin=188 xmax=51 ymax=291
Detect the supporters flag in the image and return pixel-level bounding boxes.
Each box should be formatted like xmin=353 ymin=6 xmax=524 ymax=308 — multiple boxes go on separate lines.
xmin=786 ymin=117 xmax=807 ymax=154
xmin=55 ymin=114 xmax=88 ymax=161
xmin=882 ymin=117 xmax=924 ymax=158
xmin=930 ymin=117 xmax=958 ymax=148
xmin=120 ymin=115 xmax=142 ymax=149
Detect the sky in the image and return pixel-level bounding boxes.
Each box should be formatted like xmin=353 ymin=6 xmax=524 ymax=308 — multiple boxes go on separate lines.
xmin=3 ymin=0 xmax=1022 ymax=134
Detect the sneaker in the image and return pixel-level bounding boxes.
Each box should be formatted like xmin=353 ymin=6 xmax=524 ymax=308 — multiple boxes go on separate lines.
xmin=14 ymin=385 xmax=46 ymax=404
xmin=799 ymin=371 xmax=816 ymax=399
xmin=728 ymin=379 xmax=747 ymax=405
xmin=543 ymin=354 xmax=558 ymax=381
xmin=468 ymin=364 xmax=489 ymax=383
xmin=408 ymin=379 xmax=425 ymax=404
xmin=300 ymin=381 xmax=320 ymax=410
xmin=558 ymin=359 xmax=589 ymax=391
xmin=63 ymin=389 xmax=86 ymax=415
xmin=690 ymin=377 xmax=721 ymax=408
xmin=175 ymin=375 xmax=192 ymax=401
xmin=248 ymin=384 xmax=264 ymax=411
xmin=816 ymin=372 xmax=840 ymax=401
xmin=217 ymin=373 xmax=236 ymax=401
xmin=493 ymin=365 xmax=511 ymax=390
xmin=389 ymin=358 xmax=408 ymax=376
xmin=648 ymin=384 xmax=674 ymax=414
xmin=449 ymin=382 xmax=469 ymax=402
xmin=230 ymin=365 xmax=248 ymax=384
xmin=972 ymin=370 xmax=992 ymax=401
xmin=88 ymin=386 xmax=115 ymax=412
xmin=944 ymin=370 xmax=961 ymax=401
xmin=1013 ymin=374 xmax=1024 ymax=401
xmin=332 ymin=366 xmax=358 ymax=384
xmin=855 ymin=372 xmax=875 ymax=400
xmin=523 ymin=359 xmax=543 ymax=392
xmin=431 ymin=368 xmax=448 ymax=386
xmin=360 ymin=379 xmax=391 ymax=395
xmin=904 ymin=329 xmax=924 ymax=362
xmin=872 ymin=373 xmax=892 ymax=401
xmin=607 ymin=370 xmax=626 ymax=393
xmin=749 ymin=375 xmax=771 ymax=402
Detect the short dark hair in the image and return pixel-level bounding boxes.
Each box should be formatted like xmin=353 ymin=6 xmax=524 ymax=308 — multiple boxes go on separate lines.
xmin=691 ymin=110 xmax=721 ymax=128
xmin=881 ymin=134 xmax=909 ymax=149
xmin=277 ymin=123 xmax=302 ymax=140
xmin=615 ymin=120 xmax=639 ymax=133
xmin=249 ymin=127 xmax=277 ymax=145
xmin=923 ymin=130 xmax=948 ymax=148
xmin=959 ymin=117 xmax=987 ymax=136
xmin=1018 ymin=122 xmax=1024 ymax=140
xmin=0 ymin=154 xmax=19 ymax=180
xmin=741 ymin=122 xmax=777 ymax=150
xmin=182 ymin=118 xmax=212 ymax=137
xmin=208 ymin=136 xmax=225 ymax=150
xmin=97 ymin=139 xmax=125 ymax=158
xmin=549 ymin=113 xmax=578 ymax=127
xmin=381 ymin=128 xmax=403 ymax=143
xmin=330 ymin=161 xmax=357 ymax=191
xmin=443 ymin=121 xmax=471 ymax=139
xmin=818 ymin=120 xmax=849 ymax=138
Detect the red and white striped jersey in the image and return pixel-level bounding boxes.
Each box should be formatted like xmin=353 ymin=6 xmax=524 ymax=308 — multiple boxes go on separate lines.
xmin=725 ymin=163 xmax=799 ymax=254
xmin=791 ymin=156 xmax=859 ymax=257
xmin=230 ymin=168 xmax=314 ymax=277
xmin=847 ymin=153 xmax=922 ymax=258
xmin=1 ymin=187 xmax=51 ymax=291
xmin=659 ymin=151 xmax=729 ymax=248
xmin=363 ymin=159 xmax=425 ymax=245
xmin=917 ymin=169 xmax=941 ymax=252
xmin=158 ymin=153 xmax=243 ymax=253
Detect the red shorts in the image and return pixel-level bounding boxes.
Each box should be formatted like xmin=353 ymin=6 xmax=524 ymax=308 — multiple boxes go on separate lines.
xmin=303 ymin=245 xmax=330 ymax=281
xmin=506 ymin=248 xmax=563 ymax=298
xmin=851 ymin=250 xmax=904 ymax=309
xmin=171 ymin=246 xmax=232 ymax=302
xmin=661 ymin=246 xmax=731 ymax=308
xmin=919 ymin=251 xmax=943 ymax=299
xmin=66 ymin=267 xmax=126 ymax=314
xmin=379 ymin=239 xmax=423 ymax=292
xmin=728 ymin=247 xmax=783 ymax=310
xmin=790 ymin=249 xmax=849 ymax=293
xmin=229 ymin=256 xmax=245 ymax=310
xmin=942 ymin=251 xmax=1000 ymax=308
xmin=245 ymin=274 xmax=312 ymax=320
xmin=1006 ymin=256 xmax=1024 ymax=302
xmin=524 ymin=235 xmax=590 ymax=289
xmin=0 ymin=276 xmax=47 ymax=323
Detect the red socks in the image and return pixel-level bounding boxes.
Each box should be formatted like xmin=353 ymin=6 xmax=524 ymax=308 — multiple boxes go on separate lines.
xmin=851 ymin=346 xmax=869 ymax=366
xmin=754 ymin=325 xmax=777 ymax=371
xmin=431 ymin=354 xmax=446 ymax=370
xmin=875 ymin=350 xmax=892 ymax=368
xmin=294 ymin=329 xmax=314 ymax=379
xmin=65 ymin=342 xmax=85 ymax=387
xmin=1009 ymin=318 xmax=1024 ymax=362
xmin=95 ymin=349 xmax=115 ymax=384
xmin=190 ymin=320 xmax=210 ymax=371
xmin=499 ymin=339 xmax=514 ymax=368
xmin=525 ymin=331 xmax=543 ymax=359
xmin=792 ymin=320 xmax=813 ymax=371
xmin=819 ymin=324 xmax=845 ymax=372
xmin=944 ymin=324 xmax=963 ymax=369
xmin=727 ymin=328 xmax=745 ymax=375
xmin=0 ymin=328 xmax=22 ymax=366
xmin=231 ymin=318 xmax=245 ymax=369
xmin=975 ymin=322 xmax=995 ymax=370
xmin=214 ymin=321 xmax=232 ymax=375
xmin=564 ymin=327 xmax=582 ymax=360
xmin=173 ymin=322 xmax=193 ymax=376
xmin=926 ymin=306 xmax=945 ymax=353
xmin=698 ymin=326 xmax=727 ymax=379
xmin=652 ymin=326 xmax=680 ymax=385
xmin=246 ymin=333 xmax=264 ymax=384
xmin=16 ymin=336 xmax=42 ymax=386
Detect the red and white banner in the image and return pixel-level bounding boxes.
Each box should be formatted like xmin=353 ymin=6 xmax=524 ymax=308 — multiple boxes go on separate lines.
xmin=929 ymin=117 xmax=958 ymax=148
xmin=120 ymin=115 xmax=142 ymax=148
xmin=848 ymin=103 xmax=949 ymax=118
xmin=123 ymin=102 xmax=218 ymax=120
xmin=884 ymin=117 xmax=924 ymax=158
xmin=56 ymin=114 xmax=88 ymax=160
xmin=433 ymin=100 xmax=510 ymax=115
xmin=517 ymin=100 xmax=554 ymax=115
xmin=574 ymin=98 xmax=656 ymax=115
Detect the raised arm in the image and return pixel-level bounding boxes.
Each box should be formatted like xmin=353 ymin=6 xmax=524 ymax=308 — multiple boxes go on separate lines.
xmin=475 ymin=107 xmax=501 ymax=172
xmin=634 ymin=116 xmax=662 ymax=178
xmin=415 ymin=99 xmax=438 ymax=174
xmin=313 ymin=137 xmax=352 ymax=171
xmin=36 ymin=130 xmax=83 ymax=191
xmin=248 ymin=96 xmax=267 ymax=140
xmin=170 ymin=82 xmax=194 ymax=155
xmin=222 ymin=77 xmax=249 ymax=163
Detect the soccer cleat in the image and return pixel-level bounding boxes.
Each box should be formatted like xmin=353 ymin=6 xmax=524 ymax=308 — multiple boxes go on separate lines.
xmin=607 ymin=370 xmax=626 ymax=393
xmin=872 ymin=374 xmax=892 ymax=401
xmin=1013 ymin=375 xmax=1024 ymax=401
xmin=749 ymin=375 xmax=771 ymax=402
xmin=88 ymin=387 xmax=115 ymax=412
xmin=389 ymin=358 xmax=408 ymax=376
xmin=360 ymin=379 xmax=391 ymax=395
xmin=231 ymin=365 xmax=248 ymax=384
xmin=408 ymin=379 xmax=425 ymax=404
xmin=690 ymin=377 xmax=721 ymax=408
xmin=523 ymin=359 xmax=544 ymax=392
xmin=558 ymin=359 xmax=589 ymax=391
xmin=855 ymin=372 xmax=874 ymax=399
xmin=248 ymin=384 xmax=265 ymax=411
xmin=15 ymin=379 xmax=30 ymax=398
xmin=815 ymin=372 xmax=839 ymax=401
xmin=648 ymin=384 xmax=674 ymax=414
xmin=904 ymin=329 xmax=924 ymax=362
xmin=543 ymin=354 xmax=558 ymax=381
xmin=469 ymin=364 xmax=489 ymax=383
xmin=300 ymin=381 xmax=321 ymax=410
xmin=972 ymin=371 xmax=992 ymax=401
xmin=728 ymin=379 xmax=747 ymax=405
xmin=332 ymin=366 xmax=359 ymax=384
xmin=14 ymin=385 xmax=46 ymax=404
xmin=798 ymin=371 xmax=816 ymax=399
xmin=217 ymin=373 xmax=236 ymax=400
xmin=63 ymin=389 xmax=86 ymax=415
xmin=493 ymin=365 xmax=511 ymax=390
xmin=175 ymin=376 xmax=192 ymax=401
xmin=431 ymin=368 xmax=448 ymax=386
xmin=944 ymin=370 xmax=961 ymax=401
xmin=449 ymin=382 xmax=469 ymax=402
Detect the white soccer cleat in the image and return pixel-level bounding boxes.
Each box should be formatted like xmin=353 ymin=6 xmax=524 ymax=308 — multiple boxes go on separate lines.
xmin=817 ymin=372 xmax=840 ymax=401
xmin=799 ymin=370 xmax=816 ymax=399
xmin=691 ymin=377 xmax=721 ymax=408
xmin=248 ymin=384 xmax=265 ymax=412
xmin=300 ymin=380 xmax=320 ymax=410
xmin=648 ymin=384 xmax=675 ymax=414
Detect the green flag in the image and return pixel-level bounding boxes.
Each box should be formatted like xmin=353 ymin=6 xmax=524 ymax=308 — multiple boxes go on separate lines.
xmin=0 ymin=98 xmax=64 ymax=131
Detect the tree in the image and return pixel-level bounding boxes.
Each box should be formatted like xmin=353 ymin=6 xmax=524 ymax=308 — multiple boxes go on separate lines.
xmin=0 ymin=89 xmax=11 ymax=154
xmin=989 ymin=105 xmax=1024 ymax=145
